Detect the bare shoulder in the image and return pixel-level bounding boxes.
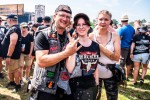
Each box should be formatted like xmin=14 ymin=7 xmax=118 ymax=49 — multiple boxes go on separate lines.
xmin=112 ymin=32 xmax=119 ymax=38
xmin=111 ymin=32 xmax=120 ymax=43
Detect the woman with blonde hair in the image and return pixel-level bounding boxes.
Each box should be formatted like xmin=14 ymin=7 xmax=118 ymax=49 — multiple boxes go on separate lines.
xmin=89 ymin=10 xmax=120 ymax=100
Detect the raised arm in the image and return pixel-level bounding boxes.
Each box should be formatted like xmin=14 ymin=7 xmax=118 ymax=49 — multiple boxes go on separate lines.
xmin=65 ymin=53 xmax=76 ymax=73
xmin=36 ymin=32 xmax=81 ymax=68
xmin=99 ymin=33 xmax=120 ymax=61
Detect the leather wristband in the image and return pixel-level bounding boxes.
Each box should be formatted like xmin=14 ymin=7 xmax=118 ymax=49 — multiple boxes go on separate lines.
xmin=6 ymin=56 xmax=11 ymax=58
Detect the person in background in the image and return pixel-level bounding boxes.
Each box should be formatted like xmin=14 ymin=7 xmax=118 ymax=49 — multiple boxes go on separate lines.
xmin=134 ymin=20 xmax=141 ymax=31
xmin=66 ymin=21 xmax=74 ymax=36
xmin=1 ymin=14 xmax=22 ymax=92
xmin=108 ymin=20 xmax=117 ymax=33
xmin=36 ymin=17 xmax=43 ymax=26
xmin=30 ymin=5 xmax=81 ymax=100
xmin=89 ymin=10 xmax=120 ymax=100
xmin=0 ymin=17 xmax=7 ymax=79
xmin=117 ymin=14 xmax=135 ymax=81
xmin=66 ymin=13 xmax=99 ymax=100
xmin=19 ymin=22 xmax=34 ymax=85
xmin=117 ymin=24 xmax=122 ymax=30
xmin=30 ymin=23 xmax=39 ymax=71
xmin=146 ymin=23 xmax=150 ymax=68
xmin=112 ymin=24 xmax=118 ymax=30
xmin=130 ymin=26 xmax=150 ymax=85
xmin=38 ymin=16 xmax=51 ymax=31
xmin=28 ymin=21 xmax=33 ymax=30
xmin=146 ymin=23 xmax=150 ymax=36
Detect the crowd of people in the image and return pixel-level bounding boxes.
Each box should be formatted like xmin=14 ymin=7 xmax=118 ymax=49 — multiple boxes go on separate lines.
xmin=0 ymin=4 xmax=150 ymax=100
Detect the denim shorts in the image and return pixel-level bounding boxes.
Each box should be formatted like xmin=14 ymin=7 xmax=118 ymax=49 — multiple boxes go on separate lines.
xmin=132 ymin=53 xmax=149 ymax=64
xmin=120 ymin=48 xmax=133 ymax=67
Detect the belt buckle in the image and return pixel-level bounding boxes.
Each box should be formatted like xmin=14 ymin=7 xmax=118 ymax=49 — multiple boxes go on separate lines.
xmin=77 ymin=82 xmax=79 ymax=86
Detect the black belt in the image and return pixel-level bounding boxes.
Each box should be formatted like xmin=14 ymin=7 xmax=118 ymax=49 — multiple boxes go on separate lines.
xmin=98 ymin=62 xmax=106 ymax=66
xmin=98 ymin=62 xmax=116 ymax=70
xmin=69 ymin=75 xmax=96 ymax=89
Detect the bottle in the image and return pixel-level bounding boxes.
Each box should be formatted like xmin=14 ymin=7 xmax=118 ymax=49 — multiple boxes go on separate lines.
xmin=27 ymin=80 xmax=32 ymax=93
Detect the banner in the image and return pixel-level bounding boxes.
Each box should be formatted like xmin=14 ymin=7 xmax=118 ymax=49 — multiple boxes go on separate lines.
xmin=0 ymin=4 xmax=24 ymax=15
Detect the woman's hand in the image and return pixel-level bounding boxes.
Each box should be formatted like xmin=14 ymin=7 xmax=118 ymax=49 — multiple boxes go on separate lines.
xmin=130 ymin=53 xmax=133 ymax=60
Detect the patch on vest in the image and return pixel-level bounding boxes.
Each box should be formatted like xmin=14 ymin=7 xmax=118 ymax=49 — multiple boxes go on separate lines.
xmin=60 ymin=72 xmax=69 ymax=81
xmin=46 ymin=81 xmax=55 ymax=89
xmin=46 ymin=71 xmax=55 ymax=78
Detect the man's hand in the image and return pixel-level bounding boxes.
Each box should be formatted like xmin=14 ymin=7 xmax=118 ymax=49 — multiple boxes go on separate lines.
xmin=28 ymin=54 xmax=31 ymax=59
xmin=5 ymin=58 xmax=10 ymax=66
xmin=22 ymin=48 xmax=25 ymax=52
xmin=72 ymin=31 xmax=78 ymax=39
xmin=65 ymin=32 xmax=82 ymax=55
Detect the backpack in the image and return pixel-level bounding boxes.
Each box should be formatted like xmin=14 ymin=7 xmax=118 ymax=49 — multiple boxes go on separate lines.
xmin=107 ymin=64 xmax=126 ymax=86
xmin=99 ymin=62 xmax=126 ymax=86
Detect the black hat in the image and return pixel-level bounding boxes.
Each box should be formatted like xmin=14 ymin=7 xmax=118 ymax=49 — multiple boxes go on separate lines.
xmin=7 ymin=14 xmax=18 ymax=20
xmin=73 ymin=13 xmax=90 ymax=28
xmin=43 ymin=16 xmax=51 ymax=22
xmin=37 ymin=17 xmax=43 ymax=23
xmin=55 ymin=5 xmax=72 ymax=14
xmin=137 ymin=26 xmax=148 ymax=33
xmin=74 ymin=13 xmax=90 ymax=22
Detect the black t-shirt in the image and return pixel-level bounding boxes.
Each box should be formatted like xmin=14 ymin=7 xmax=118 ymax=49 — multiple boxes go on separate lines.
xmin=35 ymin=29 xmax=69 ymax=67
xmin=133 ymin=33 xmax=150 ymax=55
xmin=76 ymin=41 xmax=100 ymax=76
xmin=38 ymin=25 xmax=50 ymax=31
xmin=34 ymin=31 xmax=49 ymax=51
xmin=21 ymin=33 xmax=33 ymax=54
xmin=1 ymin=25 xmax=21 ymax=59
xmin=35 ymin=29 xmax=68 ymax=51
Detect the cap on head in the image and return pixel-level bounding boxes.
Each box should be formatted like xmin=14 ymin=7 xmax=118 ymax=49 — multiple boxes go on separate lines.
xmin=73 ymin=13 xmax=90 ymax=28
xmin=120 ymin=14 xmax=128 ymax=21
xmin=43 ymin=16 xmax=51 ymax=22
xmin=7 ymin=14 xmax=18 ymax=20
xmin=20 ymin=22 xmax=28 ymax=28
xmin=55 ymin=5 xmax=72 ymax=14
xmin=37 ymin=17 xmax=43 ymax=23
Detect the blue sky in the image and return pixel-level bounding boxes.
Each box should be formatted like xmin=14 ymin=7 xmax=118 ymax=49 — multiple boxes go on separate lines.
xmin=1 ymin=0 xmax=150 ymax=22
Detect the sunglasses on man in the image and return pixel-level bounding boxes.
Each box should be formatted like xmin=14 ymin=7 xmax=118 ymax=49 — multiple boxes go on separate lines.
xmin=22 ymin=26 xmax=28 ymax=29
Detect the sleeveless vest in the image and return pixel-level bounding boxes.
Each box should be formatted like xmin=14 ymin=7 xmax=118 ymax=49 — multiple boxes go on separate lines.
xmin=31 ymin=25 xmax=68 ymax=94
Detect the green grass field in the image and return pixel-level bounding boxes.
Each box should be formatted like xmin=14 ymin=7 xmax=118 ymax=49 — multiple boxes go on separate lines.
xmin=0 ymin=66 xmax=150 ymax=100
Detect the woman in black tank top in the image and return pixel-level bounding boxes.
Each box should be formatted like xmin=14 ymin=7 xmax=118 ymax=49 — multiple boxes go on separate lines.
xmin=66 ymin=13 xmax=100 ymax=100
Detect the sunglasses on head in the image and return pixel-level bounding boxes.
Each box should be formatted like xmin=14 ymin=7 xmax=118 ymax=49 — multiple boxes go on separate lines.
xmin=23 ymin=26 xmax=28 ymax=29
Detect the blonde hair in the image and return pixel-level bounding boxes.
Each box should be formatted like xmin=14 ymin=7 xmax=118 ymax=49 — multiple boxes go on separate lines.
xmin=98 ymin=10 xmax=112 ymax=19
